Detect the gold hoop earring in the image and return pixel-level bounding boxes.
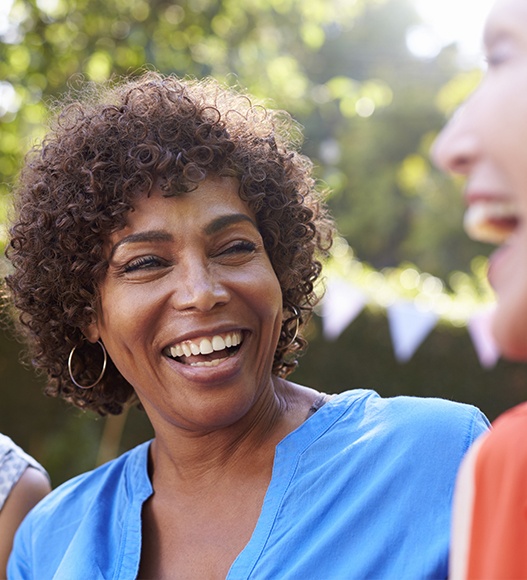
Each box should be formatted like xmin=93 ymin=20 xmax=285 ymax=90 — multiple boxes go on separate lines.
xmin=68 ymin=340 xmax=107 ymax=389
xmin=284 ymin=306 xmax=300 ymax=349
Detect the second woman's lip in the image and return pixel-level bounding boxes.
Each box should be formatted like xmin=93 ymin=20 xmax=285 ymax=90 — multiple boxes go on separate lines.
xmin=463 ymin=191 xmax=519 ymax=245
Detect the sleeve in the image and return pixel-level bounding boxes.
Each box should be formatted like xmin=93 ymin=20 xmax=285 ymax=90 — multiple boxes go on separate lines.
xmin=0 ymin=434 xmax=49 ymax=512
xmin=451 ymin=403 xmax=527 ymax=580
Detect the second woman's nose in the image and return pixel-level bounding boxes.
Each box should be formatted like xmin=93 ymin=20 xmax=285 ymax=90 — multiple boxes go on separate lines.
xmin=432 ymin=105 xmax=479 ymax=177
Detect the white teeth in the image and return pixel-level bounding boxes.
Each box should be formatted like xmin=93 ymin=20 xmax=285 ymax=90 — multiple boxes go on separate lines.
xmin=169 ymin=344 xmax=184 ymax=358
xmin=212 ymin=335 xmax=225 ymax=350
xmin=199 ymin=338 xmax=213 ymax=355
xmin=169 ymin=331 xmax=243 ymax=360
xmin=189 ymin=358 xmax=226 ymax=367
xmin=464 ymin=200 xmax=518 ymax=244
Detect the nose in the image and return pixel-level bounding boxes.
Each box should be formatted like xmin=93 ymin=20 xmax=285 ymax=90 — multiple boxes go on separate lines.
xmin=432 ymin=105 xmax=478 ymax=176
xmin=172 ymin=258 xmax=230 ymax=312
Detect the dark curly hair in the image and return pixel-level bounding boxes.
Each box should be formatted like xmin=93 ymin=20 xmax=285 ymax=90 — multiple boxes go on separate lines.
xmin=5 ymin=72 xmax=333 ymax=415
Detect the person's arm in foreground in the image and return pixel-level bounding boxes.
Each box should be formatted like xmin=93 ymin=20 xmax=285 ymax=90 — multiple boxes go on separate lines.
xmin=0 ymin=466 xmax=51 ymax=577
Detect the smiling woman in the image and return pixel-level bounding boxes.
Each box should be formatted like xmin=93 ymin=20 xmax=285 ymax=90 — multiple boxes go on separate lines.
xmin=433 ymin=1 xmax=527 ymax=577
xmin=4 ymin=72 xmax=489 ymax=578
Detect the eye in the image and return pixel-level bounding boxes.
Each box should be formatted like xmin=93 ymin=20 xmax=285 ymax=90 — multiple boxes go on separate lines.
xmin=123 ymin=255 xmax=168 ymax=273
xmin=214 ymin=240 xmax=258 ymax=264
xmin=222 ymin=241 xmax=257 ymax=255
xmin=484 ymin=38 xmax=515 ymax=68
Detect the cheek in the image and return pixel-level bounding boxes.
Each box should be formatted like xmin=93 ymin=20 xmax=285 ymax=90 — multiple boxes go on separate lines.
xmin=487 ymin=84 xmax=527 ymax=172
xmin=97 ymin=288 xmax=153 ymax=346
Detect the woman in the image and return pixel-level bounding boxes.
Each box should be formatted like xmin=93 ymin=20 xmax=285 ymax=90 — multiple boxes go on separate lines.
xmin=6 ymin=72 xmax=488 ymax=579
xmin=0 ymin=434 xmax=50 ymax=577
xmin=433 ymin=1 xmax=527 ymax=576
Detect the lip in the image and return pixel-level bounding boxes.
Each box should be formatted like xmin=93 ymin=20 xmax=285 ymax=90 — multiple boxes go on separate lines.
xmin=162 ymin=327 xmax=250 ymax=385
xmin=464 ymin=190 xmax=513 ymax=206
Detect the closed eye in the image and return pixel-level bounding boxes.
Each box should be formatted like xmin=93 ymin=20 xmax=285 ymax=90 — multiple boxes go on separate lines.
xmin=123 ymin=255 xmax=168 ymax=273
xmin=222 ymin=241 xmax=257 ymax=255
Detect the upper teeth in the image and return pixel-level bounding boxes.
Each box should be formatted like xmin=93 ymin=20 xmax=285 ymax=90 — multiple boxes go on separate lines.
xmin=169 ymin=331 xmax=242 ymax=359
xmin=464 ymin=200 xmax=518 ymax=244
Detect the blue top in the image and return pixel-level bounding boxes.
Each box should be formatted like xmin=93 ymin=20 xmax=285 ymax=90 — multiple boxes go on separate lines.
xmin=8 ymin=389 xmax=489 ymax=579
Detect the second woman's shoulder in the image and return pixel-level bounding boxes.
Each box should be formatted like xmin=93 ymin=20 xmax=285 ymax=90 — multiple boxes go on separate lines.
xmin=474 ymin=401 xmax=527 ymax=472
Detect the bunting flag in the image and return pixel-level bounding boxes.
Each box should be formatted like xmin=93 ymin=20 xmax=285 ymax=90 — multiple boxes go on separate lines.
xmin=321 ymin=278 xmax=367 ymax=341
xmin=387 ymin=301 xmax=439 ymax=363
xmin=318 ymin=271 xmax=498 ymax=369
xmin=467 ymin=306 xmax=500 ymax=368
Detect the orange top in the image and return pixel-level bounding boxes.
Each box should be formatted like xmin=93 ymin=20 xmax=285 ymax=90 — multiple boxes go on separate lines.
xmin=451 ymin=402 xmax=527 ymax=579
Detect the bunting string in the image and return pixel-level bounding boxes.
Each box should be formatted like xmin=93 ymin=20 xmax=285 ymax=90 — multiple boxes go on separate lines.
xmin=318 ymin=238 xmax=499 ymax=367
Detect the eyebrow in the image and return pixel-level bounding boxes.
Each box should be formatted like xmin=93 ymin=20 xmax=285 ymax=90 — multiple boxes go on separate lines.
xmin=204 ymin=213 xmax=257 ymax=235
xmin=109 ymin=231 xmax=173 ymax=259
xmin=109 ymin=213 xmax=257 ymax=258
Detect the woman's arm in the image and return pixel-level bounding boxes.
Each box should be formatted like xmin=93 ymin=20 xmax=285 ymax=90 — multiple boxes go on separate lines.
xmin=0 ymin=466 xmax=51 ymax=577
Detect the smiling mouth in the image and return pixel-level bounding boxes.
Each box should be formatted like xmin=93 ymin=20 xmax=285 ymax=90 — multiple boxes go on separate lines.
xmin=464 ymin=199 xmax=520 ymax=245
xmin=165 ymin=330 xmax=243 ymax=367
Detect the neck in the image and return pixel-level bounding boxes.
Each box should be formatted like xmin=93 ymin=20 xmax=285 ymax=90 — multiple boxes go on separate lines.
xmin=147 ymin=377 xmax=300 ymax=488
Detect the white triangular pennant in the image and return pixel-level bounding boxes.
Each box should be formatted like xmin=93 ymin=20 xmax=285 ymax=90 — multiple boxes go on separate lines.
xmin=387 ymin=301 xmax=438 ymax=363
xmin=321 ymin=279 xmax=367 ymax=341
xmin=468 ymin=306 xmax=500 ymax=369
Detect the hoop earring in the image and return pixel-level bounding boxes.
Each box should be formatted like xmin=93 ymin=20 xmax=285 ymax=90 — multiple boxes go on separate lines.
xmin=284 ymin=306 xmax=300 ymax=349
xmin=68 ymin=340 xmax=107 ymax=390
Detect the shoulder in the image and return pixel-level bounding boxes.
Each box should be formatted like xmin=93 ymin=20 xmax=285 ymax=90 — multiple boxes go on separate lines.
xmin=0 ymin=434 xmax=49 ymax=511
xmin=475 ymin=402 xmax=527 ymax=475
xmin=9 ymin=441 xmax=151 ymax=578
xmin=336 ymin=389 xmax=489 ymax=429
xmin=8 ymin=467 xmax=50 ymax=507
xmin=333 ymin=389 xmax=489 ymax=451
xmin=21 ymin=440 xmax=151 ymax=531
xmin=0 ymin=467 xmax=50 ymax=547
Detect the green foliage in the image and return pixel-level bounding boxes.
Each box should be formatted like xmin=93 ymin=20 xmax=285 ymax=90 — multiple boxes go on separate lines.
xmin=1 ymin=0 xmax=509 ymax=484
xmin=1 ymin=0 xmax=478 ymax=279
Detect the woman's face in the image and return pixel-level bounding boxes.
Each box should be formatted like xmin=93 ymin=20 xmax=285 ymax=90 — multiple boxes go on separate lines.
xmin=87 ymin=177 xmax=284 ymax=432
xmin=433 ymin=0 xmax=527 ymax=360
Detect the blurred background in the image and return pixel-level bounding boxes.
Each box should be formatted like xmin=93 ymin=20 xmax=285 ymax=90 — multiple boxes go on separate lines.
xmin=2 ymin=0 xmax=524 ymax=487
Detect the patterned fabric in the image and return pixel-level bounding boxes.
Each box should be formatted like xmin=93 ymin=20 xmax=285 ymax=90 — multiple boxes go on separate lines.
xmin=0 ymin=434 xmax=48 ymax=511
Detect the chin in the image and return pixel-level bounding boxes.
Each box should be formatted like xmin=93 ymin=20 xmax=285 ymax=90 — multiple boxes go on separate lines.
xmin=493 ymin=320 xmax=527 ymax=362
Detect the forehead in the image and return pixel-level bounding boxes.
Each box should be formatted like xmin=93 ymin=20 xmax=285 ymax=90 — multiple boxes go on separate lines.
xmin=485 ymin=0 xmax=527 ymax=44
xmin=120 ymin=176 xmax=254 ymax=234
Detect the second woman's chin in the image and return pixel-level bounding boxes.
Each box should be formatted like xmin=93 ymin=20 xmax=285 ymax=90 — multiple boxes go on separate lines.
xmin=492 ymin=293 xmax=527 ymax=362
xmin=487 ymin=232 xmax=527 ymax=361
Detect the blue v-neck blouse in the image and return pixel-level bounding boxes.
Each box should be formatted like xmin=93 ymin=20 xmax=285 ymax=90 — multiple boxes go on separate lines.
xmin=9 ymin=389 xmax=489 ymax=580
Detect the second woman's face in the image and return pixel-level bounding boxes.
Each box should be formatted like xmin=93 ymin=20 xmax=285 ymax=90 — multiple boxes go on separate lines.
xmin=433 ymin=0 xmax=527 ymax=359
xmin=87 ymin=177 xmax=284 ymax=432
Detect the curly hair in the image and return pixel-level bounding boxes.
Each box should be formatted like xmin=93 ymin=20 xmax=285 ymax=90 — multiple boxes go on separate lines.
xmin=5 ymin=72 xmax=333 ymax=415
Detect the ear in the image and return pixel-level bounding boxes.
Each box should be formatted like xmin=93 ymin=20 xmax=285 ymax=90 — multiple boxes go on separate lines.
xmin=82 ymin=319 xmax=101 ymax=344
